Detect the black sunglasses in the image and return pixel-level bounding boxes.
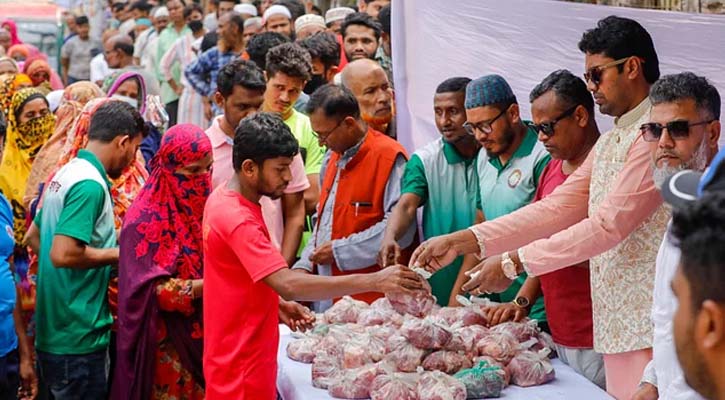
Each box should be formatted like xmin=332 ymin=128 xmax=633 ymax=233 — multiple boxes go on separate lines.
xmin=527 ymin=105 xmax=579 ymax=137
xmin=640 ymin=119 xmax=715 ymax=142
xmin=583 ymin=57 xmax=630 ymax=86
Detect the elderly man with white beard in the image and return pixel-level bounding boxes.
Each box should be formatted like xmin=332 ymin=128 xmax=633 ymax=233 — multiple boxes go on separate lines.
xmin=632 ymin=72 xmax=721 ymax=400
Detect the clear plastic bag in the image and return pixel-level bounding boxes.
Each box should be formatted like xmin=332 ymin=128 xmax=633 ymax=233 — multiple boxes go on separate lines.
xmin=472 ymin=356 xmax=510 ymax=386
xmin=435 ymin=306 xmax=488 ymax=327
xmin=324 ymin=296 xmax=370 ymax=324
xmin=475 ymin=331 xmax=519 ymax=363
xmin=508 ymin=348 xmax=556 ymax=387
xmin=387 ymin=270 xmax=436 ymax=317
xmin=359 ymin=297 xmax=404 ymax=327
xmin=366 ymin=324 xmax=398 ymax=342
xmin=445 ymin=324 xmax=490 ymax=354
xmin=417 ymin=370 xmax=467 ymax=400
xmin=385 ymin=334 xmax=429 ymax=372
xmin=401 ymin=317 xmax=453 ymax=350
xmin=327 ymin=363 xmax=380 ymax=399
xmin=286 ymin=336 xmax=320 ymax=363
xmin=490 ymin=319 xmax=540 ymax=342
xmin=342 ymin=333 xmax=387 ymax=369
xmin=143 ymin=94 xmax=169 ymax=128
xmin=311 ymin=352 xmax=340 ymax=389
xmin=422 ymin=350 xmax=473 ymax=375
xmin=370 ymin=371 xmax=420 ymax=400
xmin=454 ymin=360 xmax=507 ymax=399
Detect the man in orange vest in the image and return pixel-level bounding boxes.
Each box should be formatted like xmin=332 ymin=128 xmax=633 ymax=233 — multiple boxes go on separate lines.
xmin=292 ymin=83 xmax=417 ymax=311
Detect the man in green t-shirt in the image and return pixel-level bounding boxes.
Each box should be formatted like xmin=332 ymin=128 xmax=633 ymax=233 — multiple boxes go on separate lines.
xmin=25 ymin=101 xmax=147 ymax=399
xmin=379 ymin=77 xmax=480 ymax=305
xmin=450 ymin=75 xmax=551 ymax=328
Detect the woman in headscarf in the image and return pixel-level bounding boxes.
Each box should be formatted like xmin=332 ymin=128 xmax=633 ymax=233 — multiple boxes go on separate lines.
xmin=103 ymin=70 xmax=148 ymax=115
xmin=6 ymin=44 xmax=29 ymax=64
xmin=0 ymin=74 xmax=32 ymax=118
xmin=24 ymin=81 xmax=103 ymax=210
xmin=113 ymin=124 xmax=210 ymax=400
xmin=0 ymin=87 xmax=54 ymax=325
xmin=0 ymin=56 xmax=18 ymax=75
xmin=1 ymin=20 xmax=22 ymax=47
xmin=23 ymin=57 xmax=64 ymax=91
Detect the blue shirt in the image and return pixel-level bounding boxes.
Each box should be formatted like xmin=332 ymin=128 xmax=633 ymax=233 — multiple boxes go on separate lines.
xmin=0 ymin=193 xmax=17 ymax=357
xmin=184 ymin=47 xmax=239 ymax=116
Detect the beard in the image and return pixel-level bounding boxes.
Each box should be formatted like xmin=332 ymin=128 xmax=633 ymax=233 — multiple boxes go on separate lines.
xmin=362 ymin=110 xmax=394 ymax=132
xmin=484 ymin=125 xmax=516 ymax=158
xmin=653 ymin=139 xmax=709 ymax=190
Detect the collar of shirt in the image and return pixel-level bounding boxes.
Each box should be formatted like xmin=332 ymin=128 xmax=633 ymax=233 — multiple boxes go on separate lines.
xmin=339 ymin=132 xmax=367 ymax=167
xmin=614 ymin=96 xmax=652 ymax=129
xmin=77 ymin=149 xmax=112 ymax=188
xmin=442 ymin=139 xmax=477 ymax=166
xmin=207 ymin=116 xmax=232 ymax=149
xmin=488 ymin=123 xmax=538 ymax=171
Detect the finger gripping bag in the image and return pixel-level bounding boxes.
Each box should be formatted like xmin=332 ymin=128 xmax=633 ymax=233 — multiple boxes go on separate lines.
xmin=387 ymin=275 xmax=436 ymax=318
xmin=454 ymin=360 xmax=507 ymax=399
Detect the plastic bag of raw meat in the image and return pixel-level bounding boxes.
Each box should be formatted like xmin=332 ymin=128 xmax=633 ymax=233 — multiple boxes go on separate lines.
xmin=342 ymin=333 xmax=386 ymax=369
xmin=417 ymin=370 xmax=467 ymax=400
xmin=286 ymin=336 xmax=320 ymax=363
xmin=317 ymin=324 xmax=366 ymax=359
xmin=359 ymin=297 xmax=404 ymax=326
xmin=422 ymin=350 xmax=473 ymax=374
xmin=531 ymin=331 xmax=557 ymax=356
xmin=385 ymin=334 xmax=429 ymax=372
xmin=508 ymin=348 xmax=556 ymax=387
xmin=476 ymin=331 xmax=519 ymax=364
xmin=370 ymin=370 xmax=420 ymax=400
xmin=328 ymin=363 xmax=380 ymax=399
xmin=401 ymin=317 xmax=452 ymax=350
xmin=454 ymin=360 xmax=507 ymax=399
xmin=366 ymin=324 xmax=398 ymax=342
xmin=435 ymin=306 xmax=488 ymax=327
xmin=490 ymin=319 xmax=540 ymax=342
xmin=445 ymin=324 xmax=489 ymax=353
xmin=312 ymin=352 xmax=340 ymax=389
xmin=387 ymin=268 xmax=436 ymax=317
xmin=324 ymin=296 xmax=369 ymax=324
xmin=472 ymin=355 xmax=511 ymax=386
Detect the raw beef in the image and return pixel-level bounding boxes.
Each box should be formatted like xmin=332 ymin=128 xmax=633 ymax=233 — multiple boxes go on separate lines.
xmin=286 ymin=336 xmax=319 ymax=363
xmin=476 ymin=331 xmax=519 ymax=363
xmin=311 ymin=353 xmax=340 ymax=389
xmin=370 ymin=372 xmax=419 ymax=400
xmin=435 ymin=306 xmax=488 ymax=327
xmin=342 ymin=333 xmax=386 ymax=369
xmin=422 ymin=350 xmax=473 ymax=374
xmin=387 ymin=277 xmax=436 ymax=317
xmin=531 ymin=331 xmax=557 ymax=356
xmin=359 ymin=297 xmax=404 ymax=326
xmin=328 ymin=364 xmax=379 ymax=399
xmin=454 ymin=360 xmax=507 ymax=399
xmin=490 ymin=319 xmax=540 ymax=342
xmin=324 ymin=296 xmax=369 ymax=324
xmin=401 ymin=317 xmax=452 ymax=350
xmin=385 ymin=334 xmax=429 ymax=372
xmin=445 ymin=325 xmax=489 ymax=353
xmin=417 ymin=371 xmax=467 ymax=400
xmin=508 ymin=349 xmax=556 ymax=387
xmin=366 ymin=324 xmax=398 ymax=342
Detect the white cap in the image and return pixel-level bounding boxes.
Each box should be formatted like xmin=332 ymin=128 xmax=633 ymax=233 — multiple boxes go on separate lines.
xmin=234 ymin=3 xmax=258 ymax=16
xmin=295 ymin=14 xmax=325 ymax=34
xmin=46 ymin=90 xmax=64 ymax=113
xmin=325 ymin=7 xmax=354 ymax=25
xmin=153 ymin=6 xmax=169 ymax=18
xmin=262 ymin=5 xmax=291 ymax=24
xmin=244 ymin=16 xmax=262 ymax=29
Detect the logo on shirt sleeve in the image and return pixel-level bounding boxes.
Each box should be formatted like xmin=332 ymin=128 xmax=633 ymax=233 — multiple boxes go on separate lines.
xmin=508 ymin=169 xmax=522 ymax=188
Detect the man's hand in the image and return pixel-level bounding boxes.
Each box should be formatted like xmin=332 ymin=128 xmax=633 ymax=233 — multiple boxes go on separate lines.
xmin=309 ymin=242 xmax=334 ymax=265
xmin=279 ymin=300 xmax=315 ymax=332
xmin=378 ymin=236 xmax=401 ymax=267
xmin=631 ymin=383 xmax=658 ymax=400
xmin=486 ymin=302 xmax=528 ymax=326
xmin=461 ymin=255 xmax=512 ymax=295
xmin=373 ymin=264 xmax=427 ymax=295
xmin=408 ymin=235 xmax=459 ymax=273
xmin=17 ymin=357 xmax=38 ymax=400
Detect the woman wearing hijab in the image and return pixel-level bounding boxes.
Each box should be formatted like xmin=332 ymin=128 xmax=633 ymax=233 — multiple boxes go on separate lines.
xmin=0 ymin=87 xmax=54 ymax=327
xmin=114 ymin=124 xmax=210 ymax=399
xmin=0 ymin=56 xmax=18 ymax=75
xmin=0 ymin=74 xmax=32 ymax=118
xmin=1 ymin=20 xmax=22 ymax=47
xmin=23 ymin=57 xmax=64 ymax=91
xmin=103 ymin=70 xmax=148 ymax=114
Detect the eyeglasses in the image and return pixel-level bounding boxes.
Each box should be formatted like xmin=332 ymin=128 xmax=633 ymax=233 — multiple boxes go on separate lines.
xmin=463 ymin=107 xmax=508 ymax=136
xmin=527 ymin=105 xmax=579 ymax=137
xmin=640 ymin=119 xmax=715 ymax=142
xmin=313 ymin=118 xmax=345 ymax=142
xmin=583 ymin=57 xmax=630 ymax=86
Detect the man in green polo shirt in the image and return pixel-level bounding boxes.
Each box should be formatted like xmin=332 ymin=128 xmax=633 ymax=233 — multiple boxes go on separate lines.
xmin=26 ymin=101 xmax=147 ymax=399
xmin=379 ymin=77 xmax=480 ymax=305
xmin=450 ymin=74 xmax=550 ymax=327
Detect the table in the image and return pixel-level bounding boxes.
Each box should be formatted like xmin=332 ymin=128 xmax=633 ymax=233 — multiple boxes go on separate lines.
xmin=276 ymin=325 xmax=614 ymax=400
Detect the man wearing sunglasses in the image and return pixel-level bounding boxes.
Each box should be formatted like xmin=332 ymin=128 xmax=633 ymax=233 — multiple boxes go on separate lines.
xmin=409 ymin=16 xmax=668 ymax=399
xmin=633 ymin=73 xmax=720 ymax=400
xmin=292 ymin=84 xmax=416 ymax=311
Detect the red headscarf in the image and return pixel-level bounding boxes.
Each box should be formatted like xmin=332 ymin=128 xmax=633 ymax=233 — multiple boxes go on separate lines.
xmin=23 ymin=56 xmax=63 ymax=90
xmin=1 ymin=20 xmax=22 ymax=46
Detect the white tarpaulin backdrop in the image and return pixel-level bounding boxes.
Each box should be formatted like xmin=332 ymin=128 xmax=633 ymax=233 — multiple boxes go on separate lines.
xmin=392 ymin=0 xmax=725 ymax=153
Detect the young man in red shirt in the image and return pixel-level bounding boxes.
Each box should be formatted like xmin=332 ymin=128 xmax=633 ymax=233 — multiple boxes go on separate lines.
xmin=202 ymin=112 xmax=425 ymax=399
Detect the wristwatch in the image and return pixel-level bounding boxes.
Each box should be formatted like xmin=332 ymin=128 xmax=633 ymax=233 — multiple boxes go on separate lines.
xmin=501 ymin=252 xmax=520 ymax=280
xmin=513 ymin=296 xmax=530 ymax=309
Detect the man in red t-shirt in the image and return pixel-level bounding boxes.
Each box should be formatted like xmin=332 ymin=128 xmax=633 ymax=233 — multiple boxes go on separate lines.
xmin=483 ymin=70 xmax=605 ymax=388
xmin=202 ymin=112 xmax=426 ymax=400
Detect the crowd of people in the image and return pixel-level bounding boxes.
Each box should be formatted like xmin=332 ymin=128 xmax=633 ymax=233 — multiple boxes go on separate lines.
xmin=0 ymin=0 xmax=723 ymax=400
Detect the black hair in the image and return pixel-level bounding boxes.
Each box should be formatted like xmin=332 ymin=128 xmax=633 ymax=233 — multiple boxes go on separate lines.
xmin=113 ymin=37 xmax=135 ymax=56
xmin=14 ymin=93 xmax=48 ymax=123
xmin=219 ymin=0 xmax=240 ymax=4
xmin=650 ymin=72 xmax=721 ymax=120
xmin=75 ymin=15 xmax=90 ymax=25
xmin=578 ymin=15 xmax=659 ymax=84
xmin=310 ymin=5 xmax=321 ymax=15
xmin=246 ymin=31 xmax=290 ymax=70
xmin=378 ymin=4 xmax=390 ymax=35
xmin=341 ymin=12 xmax=381 ymax=41
xmin=88 ymin=101 xmax=148 ymax=142
xmin=183 ymin=3 xmax=203 ymax=19
xmin=112 ymin=3 xmax=126 ymax=12
xmin=228 ymin=11 xmax=245 ymax=33
xmin=529 ymin=69 xmax=595 ymax=113
xmin=201 ymin=31 xmax=218 ymax=53
xmin=232 ymin=112 xmax=299 ymax=171
xmin=217 ymin=59 xmax=266 ymax=97
xmin=273 ymin=0 xmax=305 ymax=21
xmin=299 ymin=31 xmax=340 ymax=70
xmin=265 ymin=42 xmax=311 ymax=81
xmin=306 ymin=84 xmax=360 ymax=119
xmin=671 ymin=192 xmax=725 ymax=308
xmin=130 ymin=0 xmax=153 ymax=13
xmin=436 ymin=77 xmax=471 ymax=95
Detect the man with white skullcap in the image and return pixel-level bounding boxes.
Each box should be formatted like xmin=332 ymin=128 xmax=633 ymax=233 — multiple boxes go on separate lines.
xmin=263 ymin=4 xmax=293 ymax=39
xmin=242 ymin=17 xmax=263 ymax=48
xmin=234 ymin=3 xmax=258 ymax=18
xmin=324 ymin=6 xmax=354 ymax=34
xmin=294 ymin=14 xmax=325 ymax=41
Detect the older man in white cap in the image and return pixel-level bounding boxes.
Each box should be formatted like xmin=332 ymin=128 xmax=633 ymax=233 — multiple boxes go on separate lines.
xmin=134 ymin=6 xmax=168 ymax=75
xmin=295 ymin=14 xmax=326 ymax=41
xmin=324 ymin=6 xmax=354 ymax=34
xmin=243 ymin=16 xmax=262 ymax=48
xmin=234 ymin=3 xmax=258 ymax=18
xmin=263 ymin=4 xmax=293 ymax=39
